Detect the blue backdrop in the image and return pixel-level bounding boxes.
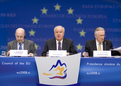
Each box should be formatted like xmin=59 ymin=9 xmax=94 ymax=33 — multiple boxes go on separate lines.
xmin=0 ymin=0 xmax=121 ymax=56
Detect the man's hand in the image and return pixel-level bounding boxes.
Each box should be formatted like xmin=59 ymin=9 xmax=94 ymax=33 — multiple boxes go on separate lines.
xmin=83 ymin=52 xmax=89 ymax=57
xmin=7 ymin=51 xmax=10 ymax=56
xmin=67 ymin=52 xmax=69 ymax=56
xmin=28 ymin=53 xmax=34 ymax=57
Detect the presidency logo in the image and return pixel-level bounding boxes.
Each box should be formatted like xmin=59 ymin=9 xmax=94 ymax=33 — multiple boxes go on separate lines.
xmin=43 ymin=60 xmax=67 ymax=79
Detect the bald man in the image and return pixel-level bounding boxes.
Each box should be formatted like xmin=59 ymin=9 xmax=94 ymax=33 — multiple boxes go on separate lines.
xmin=7 ymin=28 xmax=37 ymax=56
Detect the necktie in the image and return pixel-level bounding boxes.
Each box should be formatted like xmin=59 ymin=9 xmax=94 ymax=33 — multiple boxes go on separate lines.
xmin=98 ymin=43 xmax=101 ymax=51
xmin=58 ymin=42 xmax=61 ymax=50
xmin=19 ymin=43 xmax=22 ymax=50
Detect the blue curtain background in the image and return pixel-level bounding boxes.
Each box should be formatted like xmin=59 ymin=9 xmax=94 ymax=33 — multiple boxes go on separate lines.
xmin=0 ymin=0 xmax=121 ymax=56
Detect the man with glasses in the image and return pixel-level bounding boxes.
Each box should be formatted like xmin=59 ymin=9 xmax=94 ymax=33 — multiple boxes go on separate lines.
xmin=7 ymin=28 xmax=37 ymax=56
xmin=83 ymin=27 xmax=113 ymax=57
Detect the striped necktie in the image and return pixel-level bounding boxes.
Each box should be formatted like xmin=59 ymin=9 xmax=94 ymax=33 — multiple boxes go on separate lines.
xmin=19 ymin=43 xmax=22 ymax=50
xmin=58 ymin=42 xmax=61 ymax=50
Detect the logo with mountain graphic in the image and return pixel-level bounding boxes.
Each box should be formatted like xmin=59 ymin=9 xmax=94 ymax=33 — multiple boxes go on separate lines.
xmin=43 ymin=60 xmax=67 ymax=79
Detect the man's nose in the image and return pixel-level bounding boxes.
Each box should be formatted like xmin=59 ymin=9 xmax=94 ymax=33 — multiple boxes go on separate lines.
xmin=18 ymin=37 xmax=21 ymax=39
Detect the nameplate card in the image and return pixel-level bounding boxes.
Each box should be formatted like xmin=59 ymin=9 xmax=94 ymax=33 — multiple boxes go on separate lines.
xmin=93 ymin=51 xmax=111 ymax=57
xmin=49 ymin=50 xmax=67 ymax=57
xmin=10 ymin=50 xmax=28 ymax=57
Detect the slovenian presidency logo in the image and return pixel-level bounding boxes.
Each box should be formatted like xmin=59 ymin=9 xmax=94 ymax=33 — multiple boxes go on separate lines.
xmin=35 ymin=53 xmax=81 ymax=85
xmin=42 ymin=60 xmax=67 ymax=79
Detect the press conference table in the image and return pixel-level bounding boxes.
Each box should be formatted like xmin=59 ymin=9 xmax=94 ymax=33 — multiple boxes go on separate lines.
xmin=0 ymin=56 xmax=121 ymax=86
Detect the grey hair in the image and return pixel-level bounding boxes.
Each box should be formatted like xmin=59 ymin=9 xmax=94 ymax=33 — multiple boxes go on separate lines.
xmin=94 ymin=27 xmax=105 ymax=35
xmin=54 ymin=25 xmax=65 ymax=32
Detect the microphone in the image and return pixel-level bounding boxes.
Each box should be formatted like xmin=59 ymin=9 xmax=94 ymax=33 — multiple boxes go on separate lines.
xmin=104 ymin=41 xmax=106 ymax=50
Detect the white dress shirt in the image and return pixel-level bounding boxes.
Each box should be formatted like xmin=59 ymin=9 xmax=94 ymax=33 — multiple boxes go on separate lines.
xmin=96 ymin=40 xmax=103 ymax=51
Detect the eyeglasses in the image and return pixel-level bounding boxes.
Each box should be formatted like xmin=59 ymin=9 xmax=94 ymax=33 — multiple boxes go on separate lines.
xmin=98 ymin=35 xmax=106 ymax=37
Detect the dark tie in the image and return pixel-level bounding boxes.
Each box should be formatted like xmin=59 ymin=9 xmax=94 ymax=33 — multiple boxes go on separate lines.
xmin=19 ymin=43 xmax=22 ymax=50
xmin=58 ymin=42 xmax=61 ymax=50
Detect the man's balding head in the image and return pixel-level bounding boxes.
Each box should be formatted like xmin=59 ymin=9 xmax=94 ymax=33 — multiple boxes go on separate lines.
xmin=15 ymin=28 xmax=25 ymax=43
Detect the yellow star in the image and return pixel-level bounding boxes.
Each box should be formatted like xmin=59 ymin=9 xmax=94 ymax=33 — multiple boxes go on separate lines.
xmin=35 ymin=44 xmax=38 ymax=50
xmin=79 ymin=30 xmax=86 ymax=37
xmin=76 ymin=17 xmax=83 ymax=24
xmin=29 ymin=29 xmax=35 ymax=36
xmin=54 ymin=4 xmax=61 ymax=11
xmin=76 ymin=44 xmax=83 ymax=50
xmin=32 ymin=17 xmax=39 ymax=24
xmin=67 ymin=8 xmax=74 ymax=14
xmin=41 ymin=7 xmax=48 ymax=14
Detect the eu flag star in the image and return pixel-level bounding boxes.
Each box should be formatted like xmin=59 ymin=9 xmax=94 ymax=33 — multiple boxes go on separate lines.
xmin=41 ymin=7 xmax=48 ymax=14
xmin=29 ymin=29 xmax=36 ymax=36
xmin=54 ymin=4 xmax=61 ymax=11
xmin=67 ymin=8 xmax=74 ymax=14
xmin=35 ymin=44 xmax=38 ymax=50
xmin=76 ymin=44 xmax=83 ymax=50
xmin=76 ymin=18 xmax=83 ymax=24
xmin=79 ymin=30 xmax=86 ymax=37
xmin=32 ymin=17 xmax=39 ymax=24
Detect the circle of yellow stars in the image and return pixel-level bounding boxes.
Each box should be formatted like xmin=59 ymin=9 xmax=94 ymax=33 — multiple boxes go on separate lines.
xmin=31 ymin=3 xmax=87 ymax=51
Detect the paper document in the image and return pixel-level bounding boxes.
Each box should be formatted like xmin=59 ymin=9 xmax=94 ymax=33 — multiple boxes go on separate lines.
xmin=113 ymin=47 xmax=121 ymax=51
xmin=112 ymin=47 xmax=121 ymax=54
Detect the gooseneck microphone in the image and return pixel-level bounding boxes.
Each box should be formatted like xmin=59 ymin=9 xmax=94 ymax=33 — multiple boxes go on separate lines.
xmin=104 ymin=41 xmax=106 ymax=50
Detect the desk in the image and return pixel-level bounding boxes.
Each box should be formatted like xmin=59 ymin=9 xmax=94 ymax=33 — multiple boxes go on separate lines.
xmin=79 ymin=57 xmax=121 ymax=86
xmin=0 ymin=57 xmax=121 ymax=86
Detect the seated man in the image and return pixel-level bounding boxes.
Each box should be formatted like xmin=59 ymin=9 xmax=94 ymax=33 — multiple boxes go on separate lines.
xmin=83 ymin=27 xmax=113 ymax=57
xmin=41 ymin=25 xmax=77 ymax=56
xmin=7 ymin=28 xmax=37 ymax=56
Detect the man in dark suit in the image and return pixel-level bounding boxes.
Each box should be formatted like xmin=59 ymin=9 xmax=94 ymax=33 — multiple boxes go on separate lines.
xmin=7 ymin=28 xmax=37 ymax=56
xmin=83 ymin=27 xmax=113 ymax=57
xmin=41 ymin=25 xmax=77 ymax=56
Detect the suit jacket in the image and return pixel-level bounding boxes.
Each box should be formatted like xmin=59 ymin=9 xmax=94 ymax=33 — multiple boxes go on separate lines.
xmin=7 ymin=39 xmax=37 ymax=56
xmin=41 ymin=38 xmax=77 ymax=56
xmin=84 ymin=39 xmax=113 ymax=57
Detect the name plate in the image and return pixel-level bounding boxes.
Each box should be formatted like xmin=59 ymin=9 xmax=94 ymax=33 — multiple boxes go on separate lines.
xmin=10 ymin=50 xmax=28 ymax=57
xmin=93 ymin=51 xmax=111 ymax=57
xmin=49 ymin=50 xmax=67 ymax=57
